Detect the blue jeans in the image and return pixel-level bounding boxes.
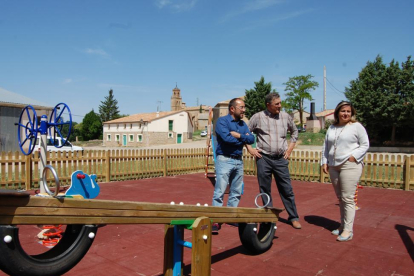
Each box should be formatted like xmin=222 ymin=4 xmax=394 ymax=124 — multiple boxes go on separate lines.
xmin=212 ymin=155 xmax=244 ymax=207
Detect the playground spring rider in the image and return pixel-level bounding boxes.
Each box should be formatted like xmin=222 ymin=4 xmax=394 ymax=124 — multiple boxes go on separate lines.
xmin=16 ymin=103 xmax=73 ymax=193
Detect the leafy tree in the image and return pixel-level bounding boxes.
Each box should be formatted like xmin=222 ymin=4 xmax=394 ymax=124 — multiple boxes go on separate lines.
xmin=99 ymin=89 xmax=120 ymax=122
xmin=345 ymin=55 xmax=414 ymax=143
xmin=73 ymin=123 xmax=83 ymax=141
xmin=283 ymin=75 xmax=319 ymax=127
xmin=244 ymin=76 xmax=277 ymax=119
xmin=59 ymin=121 xmax=80 ymax=142
xmin=281 ymin=100 xmax=295 ymax=114
xmin=81 ymin=109 xmax=102 ymax=141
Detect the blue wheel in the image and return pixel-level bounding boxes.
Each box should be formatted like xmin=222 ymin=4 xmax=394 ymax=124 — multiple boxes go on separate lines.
xmin=17 ymin=105 xmax=38 ymax=155
xmin=48 ymin=103 xmax=72 ymax=148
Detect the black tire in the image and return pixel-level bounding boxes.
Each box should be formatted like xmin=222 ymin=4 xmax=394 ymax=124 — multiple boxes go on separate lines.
xmin=238 ymin=222 xmax=276 ymax=254
xmin=0 ymin=225 xmax=97 ymax=276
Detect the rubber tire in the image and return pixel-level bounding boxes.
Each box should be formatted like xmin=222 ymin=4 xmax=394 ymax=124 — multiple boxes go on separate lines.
xmin=0 ymin=225 xmax=97 ymax=276
xmin=238 ymin=222 xmax=276 ymax=254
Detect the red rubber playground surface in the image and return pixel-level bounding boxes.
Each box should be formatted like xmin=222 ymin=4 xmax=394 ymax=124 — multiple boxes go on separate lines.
xmin=1 ymin=173 xmax=413 ymax=276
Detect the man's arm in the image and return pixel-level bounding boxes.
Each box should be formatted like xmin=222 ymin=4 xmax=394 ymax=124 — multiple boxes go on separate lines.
xmin=285 ymin=114 xmax=298 ymax=159
xmin=215 ymin=118 xmax=243 ymax=145
xmin=284 ymin=142 xmax=296 ymax=159
xmin=245 ymin=144 xmax=262 ymax=158
xmin=229 ymin=124 xmax=255 ymax=145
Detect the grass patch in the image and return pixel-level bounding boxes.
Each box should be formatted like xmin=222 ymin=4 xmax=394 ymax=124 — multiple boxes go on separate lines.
xmin=297 ymin=132 xmax=326 ymax=146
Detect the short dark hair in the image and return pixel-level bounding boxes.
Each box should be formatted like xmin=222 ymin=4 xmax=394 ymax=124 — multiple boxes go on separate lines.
xmin=228 ymin=98 xmax=242 ymax=111
xmin=265 ymin=92 xmax=280 ymax=105
xmin=333 ymin=101 xmax=357 ymax=125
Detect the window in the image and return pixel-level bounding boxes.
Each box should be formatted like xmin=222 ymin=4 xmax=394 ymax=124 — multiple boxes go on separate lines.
xmin=168 ymin=120 xmax=173 ymax=131
xmin=115 ymin=134 xmax=120 ymax=142
xmin=124 ymin=124 xmax=126 ymax=129
xmin=108 ymin=124 xmax=111 ymax=130
xmin=117 ymin=124 xmax=119 ymax=129
xmin=129 ymin=135 xmax=134 ymax=142
xmin=168 ymin=132 xmax=173 ymax=138
xmin=137 ymin=134 xmax=143 ymax=142
xmin=107 ymin=134 xmax=111 ymax=141
xmin=130 ymin=124 xmax=132 ymax=129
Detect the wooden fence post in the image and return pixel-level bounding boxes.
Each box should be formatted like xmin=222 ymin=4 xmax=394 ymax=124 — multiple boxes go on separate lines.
xmin=404 ymin=156 xmax=411 ymax=191
xmin=320 ymin=165 xmax=325 ymax=183
xmin=25 ymin=154 xmax=32 ymax=190
xmin=163 ymin=150 xmax=168 ymax=177
xmin=105 ymin=150 xmax=111 ymax=182
xmin=191 ymin=217 xmax=212 ymax=276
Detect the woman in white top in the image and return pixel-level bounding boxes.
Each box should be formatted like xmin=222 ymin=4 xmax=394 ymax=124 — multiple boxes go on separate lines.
xmin=321 ymin=101 xmax=369 ymax=242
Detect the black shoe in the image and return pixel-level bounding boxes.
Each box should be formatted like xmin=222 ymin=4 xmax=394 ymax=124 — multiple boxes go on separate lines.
xmin=212 ymin=223 xmax=221 ymax=233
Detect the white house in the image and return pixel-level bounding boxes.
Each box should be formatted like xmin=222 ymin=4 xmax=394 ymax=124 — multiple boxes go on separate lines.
xmin=103 ymin=110 xmax=193 ymax=147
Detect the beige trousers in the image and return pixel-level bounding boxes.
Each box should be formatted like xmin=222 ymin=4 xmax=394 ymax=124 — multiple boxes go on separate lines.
xmin=329 ymin=161 xmax=363 ymax=232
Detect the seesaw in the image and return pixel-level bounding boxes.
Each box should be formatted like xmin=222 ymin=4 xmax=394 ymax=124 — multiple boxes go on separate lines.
xmin=3 ymin=102 xmax=283 ymax=276
xmin=0 ymin=188 xmax=283 ymax=276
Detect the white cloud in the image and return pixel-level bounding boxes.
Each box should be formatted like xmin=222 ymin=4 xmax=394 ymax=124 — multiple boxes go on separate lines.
xmin=238 ymin=8 xmax=315 ymax=32
xmin=62 ymin=77 xmax=86 ymax=84
xmin=154 ymin=0 xmax=198 ymax=12
xmin=221 ymin=0 xmax=284 ymax=22
xmin=83 ymin=48 xmax=109 ymax=57
xmin=155 ymin=0 xmax=171 ymax=8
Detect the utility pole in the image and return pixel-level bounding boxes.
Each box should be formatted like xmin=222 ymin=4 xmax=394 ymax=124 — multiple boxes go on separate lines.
xmin=157 ymin=100 xmax=163 ymax=112
xmin=323 ymin=66 xmax=326 ymax=111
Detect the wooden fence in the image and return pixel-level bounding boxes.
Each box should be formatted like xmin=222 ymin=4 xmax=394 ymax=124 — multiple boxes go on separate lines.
xmin=0 ymin=149 xmax=413 ymax=191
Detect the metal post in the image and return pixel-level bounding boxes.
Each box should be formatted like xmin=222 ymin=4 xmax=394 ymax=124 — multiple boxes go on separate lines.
xmin=39 ymin=115 xmax=48 ymax=194
xmin=323 ymin=65 xmax=326 ymax=111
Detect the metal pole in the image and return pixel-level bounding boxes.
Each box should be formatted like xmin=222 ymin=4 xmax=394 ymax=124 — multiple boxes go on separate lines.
xmin=39 ymin=115 xmax=48 ymax=194
xmin=323 ymin=66 xmax=326 ymax=111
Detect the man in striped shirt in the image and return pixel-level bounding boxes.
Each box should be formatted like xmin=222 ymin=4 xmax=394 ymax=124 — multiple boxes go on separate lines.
xmin=246 ymin=92 xmax=302 ymax=229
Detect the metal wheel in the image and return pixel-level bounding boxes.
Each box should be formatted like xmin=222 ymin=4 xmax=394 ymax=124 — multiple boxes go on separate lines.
xmin=17 ymin=105 xmax=38 ymax=155
xmin=48 ymin=103 xmax=72 ymax=147
xmin=0 ymin=224 xmax=97 ymax=276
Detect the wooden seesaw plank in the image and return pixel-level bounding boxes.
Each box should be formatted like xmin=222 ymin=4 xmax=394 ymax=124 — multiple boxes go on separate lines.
xmin=0 ymin=196 xmax=284 ymax=225
xmin=0 ymin=197 xmax=276 ymax=215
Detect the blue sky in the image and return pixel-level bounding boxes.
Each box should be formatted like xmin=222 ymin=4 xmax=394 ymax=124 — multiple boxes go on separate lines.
xmin=1 ymin=0 xmax=413 ymax=122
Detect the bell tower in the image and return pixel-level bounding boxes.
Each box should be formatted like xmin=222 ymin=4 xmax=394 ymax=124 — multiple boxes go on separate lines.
xmin=171 ymin=84 xmax=182 ymax=111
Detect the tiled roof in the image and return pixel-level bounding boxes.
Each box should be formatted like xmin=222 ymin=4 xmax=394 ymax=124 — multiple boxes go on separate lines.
xmin=216 ymin=96 xmax=245 ymax=105
xmin=0 ymin=87 xmax=53 ymax=108
xmin=316 ymin=109 xmax=335 ymax=117
xmin=104 ymin=110 xmax=186 ymax=124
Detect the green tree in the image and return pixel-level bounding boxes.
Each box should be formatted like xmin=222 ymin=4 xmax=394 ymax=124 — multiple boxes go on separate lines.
xmin=60 ymin=121 xmax=80 ymax=142
xmin=73 ymin=122 xmax=83 ymax=141
xmin=244 ymin=76 xmax=277 ymax=119
xmin=81 ymin=109 xmax=102 ymax=141
xmin=345 ymin=55 xmax=414 ymax=143
xmin=99 ymin=89 xmax=120 ymax=123
xmin=283 ymin=75 xmax=319 ymax=127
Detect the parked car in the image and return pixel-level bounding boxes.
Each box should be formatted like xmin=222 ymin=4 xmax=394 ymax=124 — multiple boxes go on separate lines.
xmin=297 ymin=126 xmax=306 ymax=133
xmin=34 ymin=136 xmax=83 ymax=152
xmin=200 ymin=130 xmax=208 ymax=137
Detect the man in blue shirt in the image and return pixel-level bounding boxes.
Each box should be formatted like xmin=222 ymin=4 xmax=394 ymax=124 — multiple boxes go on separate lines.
xmin=212 ymin=98 xmax=254 ymax=231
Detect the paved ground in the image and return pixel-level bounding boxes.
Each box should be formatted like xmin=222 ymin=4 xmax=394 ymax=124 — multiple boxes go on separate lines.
xmin=1 ymin=173 xmax=413 ymax=276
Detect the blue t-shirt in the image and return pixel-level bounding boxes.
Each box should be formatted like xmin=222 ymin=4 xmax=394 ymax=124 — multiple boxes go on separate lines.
xmin=215 ymin=114 xmax=254 ymax=157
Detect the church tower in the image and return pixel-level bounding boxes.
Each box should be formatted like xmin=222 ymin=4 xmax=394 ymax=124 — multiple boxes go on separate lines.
xmin=171 ymin=84 xmax=182 ymax=111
